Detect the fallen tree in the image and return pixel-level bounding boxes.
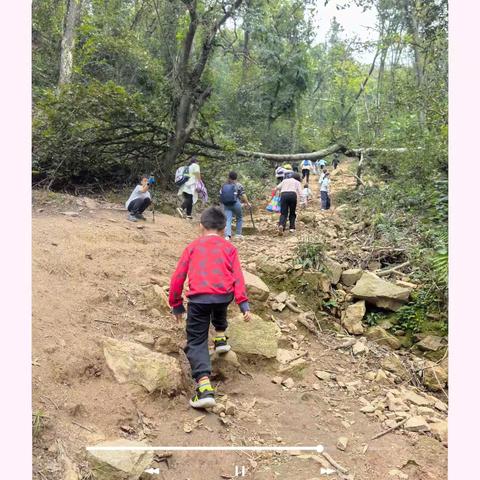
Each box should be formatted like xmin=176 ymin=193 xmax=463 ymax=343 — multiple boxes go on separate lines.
xmin=184 ymin=137 xmax=409 ymax=162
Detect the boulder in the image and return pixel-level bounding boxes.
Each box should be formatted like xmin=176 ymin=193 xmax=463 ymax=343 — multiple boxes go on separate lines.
xmin=276 ymin=349 xmax=301 ymax=364
xmin=352 ymin=339 xmax=369 ymax=355
xmin=336 ymin=437 xmax=348 ymax=451
xmin=401 ymin=389 xmax=430 ymax=406
xmin=404 ymin=416 xmax=430 ymax=432
xmin=243 ymin=270 xmax=270 ymax=304
xmin=143 ymin=284 xmax=170 ymax=312
xmin=416 ymin=335 xmax=444 ymax=352
xmin=323 ymin=257 xmax=343 ymax=285
xmin=256 ymin=257 xmax=289 ymax=277
xmin=227 ymin=313 xmax=278 ymax=358
xmin=381 ymin=354 xmax=409 ymax=380
xmin=366 ymin=326 xmax=401 ymax=350
xmin=278 ymin=358 xmax=308 ymax=378
xmin=341 ymin=301 xmax=366 ymax=335
xmin=315 ymin=371 xmax=332 ymax=381
xmin=429 ymin=420 xmax=448 ymax=444
xmin=341 ymin=269 xmax=363 ymax=287
xmin=154 ymin=335 xmax=180 ymax=354
xmin=423 ymin=361 xmax=448 ymax=392
xmin=211 ymin=350 xmax=241 ymax=378
xmin=351 ymin=272 xmax=411 ymax=311
xmin=302 ymin=271 xmax=331 ymax=293
xmin=87 ymin=439 xmax=153 ymax=480
xmin=274 ymin=291 xmax=289 ymax=303
xmin=103 ymin=338 xmax=182 ymax=393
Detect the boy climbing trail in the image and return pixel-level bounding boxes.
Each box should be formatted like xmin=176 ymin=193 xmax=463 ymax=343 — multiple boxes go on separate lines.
xmin=168 ymin=207 xmax=251 ymax=409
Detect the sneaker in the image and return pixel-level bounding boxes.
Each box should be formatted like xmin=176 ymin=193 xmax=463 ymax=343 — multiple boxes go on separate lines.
xmin=127 ymin=214 xmax=138 ymax=222
xmin=186 ymin=215 xmax=193 ymax=220
xmin=176 ymin=207 xmax=186 ymax=218
xmin=213 ymin=335 xmax=231 ymax=353
xmin=277 ymin=225 xmax=284 ymax=236
xmin=189 ymin=384 xmax=216 ymax=409
xmin=225 ymin=236 xmax=231 ymax=241
xmin=135 ymin=213 xmax=147 ymax=221
xmin=234 ymin=235 xmax=244 ymax=240
xmin=289 ymin=229 xmax=295 ymax=233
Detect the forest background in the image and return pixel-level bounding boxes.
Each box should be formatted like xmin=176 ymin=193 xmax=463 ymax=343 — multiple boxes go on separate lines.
xmin=32 ymin=0 xmax=448 ymax=334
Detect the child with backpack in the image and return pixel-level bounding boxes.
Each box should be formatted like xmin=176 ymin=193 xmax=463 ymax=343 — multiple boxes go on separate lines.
xmin=219 ymin=171 xmax=251 ymax=240
xmin=169 ymin=207 xmax=251 ymax=409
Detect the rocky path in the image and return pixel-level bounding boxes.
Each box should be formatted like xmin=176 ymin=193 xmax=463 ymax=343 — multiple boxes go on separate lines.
xmin=32 ymin=160 xmax=447 ymax=480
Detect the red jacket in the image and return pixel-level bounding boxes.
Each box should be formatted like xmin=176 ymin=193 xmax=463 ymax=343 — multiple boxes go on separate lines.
xmin=169 ymin=235 xmax=249 ymax=314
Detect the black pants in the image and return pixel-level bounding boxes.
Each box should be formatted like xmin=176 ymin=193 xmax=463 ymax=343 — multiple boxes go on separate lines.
xmin=181 ymin=193 xmax=193 ymax=216
xmin=279 ymin=191 xmax=297 ymax=230
xmin=321 ymin=191 xmax=331 ymax=210
xmin=128 ymin=197 xmax=151 ymax=215
xmin=333 ymin=160 xmax=339 ymax=170
xmin=185 ymin=302 xmax=229 ymax=380
xmin=302 ymin=169 xmax=310 ymax=182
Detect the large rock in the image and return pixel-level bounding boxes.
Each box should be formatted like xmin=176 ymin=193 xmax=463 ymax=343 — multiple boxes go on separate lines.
xmin=256 ymin=257 xmax=290 ymax=277
xmin=211 ymin=350 xmax=241 ymax=378
xmin=366 ymin=326 xmax=401 ymax=350
xmin=341 ymin=269 xmax=363 ymax=287
xmin=227 ymin=313 xmax=278 ymax=358
xmin=423 ymin=361 xmax=448 ymax=392
xmin=143 ymin=284 xmax=170 ymax=312
xmin=416 ymin=335 xmax=444 ymax=352
xmin=103 ymin=338 xmax=182 ymax=393
xmin=323 ymin=257 xmax=343 ymax=285
xmin=381 ymin=354 xmax=409 ymax=380
xmin=302 ymin=271 xmax=331 ymax=293
xmin=243 ymin=270 xmax=270 ymax=304
xmin=341 ymin=301 xmax=366 ymax=335
xmin=88 ymin=439 xmax=153 ymax=480
xmin=351 ymin=271 xmax=411 ymax=311
xmin=429 ymin=420 xmax=448 ymax=444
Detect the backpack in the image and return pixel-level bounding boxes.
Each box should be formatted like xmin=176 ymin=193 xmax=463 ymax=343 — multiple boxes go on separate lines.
xmin=174 ymin=165 xmax=189 ymax=186
xmin=220 ymin=183 xmax=238 ymax=205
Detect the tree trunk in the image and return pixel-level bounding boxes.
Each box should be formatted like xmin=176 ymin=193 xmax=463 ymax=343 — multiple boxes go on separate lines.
xmin=58 ymin=0 xmax=82 ymax=87
xmin=162 ymin=0 xmax=244 ymax=169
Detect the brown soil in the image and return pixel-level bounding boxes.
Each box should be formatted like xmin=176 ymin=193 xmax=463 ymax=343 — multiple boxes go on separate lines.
xmin=32 ymin=161 xmax=447 ymax=480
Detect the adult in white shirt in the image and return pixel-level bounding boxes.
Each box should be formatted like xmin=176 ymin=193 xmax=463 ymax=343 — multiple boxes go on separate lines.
xmin=125 ymin=174 xmax=152 ymax=222
xmin=178 ymin=157 xmax=201 ymax=219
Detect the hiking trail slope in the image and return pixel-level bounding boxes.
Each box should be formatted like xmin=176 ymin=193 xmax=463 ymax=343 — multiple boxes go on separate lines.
xmin=32 ymin=160 xmax=447 ymax=480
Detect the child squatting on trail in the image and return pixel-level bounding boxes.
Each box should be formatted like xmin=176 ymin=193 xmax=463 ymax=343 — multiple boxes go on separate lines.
xmin=168 ymin=207 xmax=252 ymax=409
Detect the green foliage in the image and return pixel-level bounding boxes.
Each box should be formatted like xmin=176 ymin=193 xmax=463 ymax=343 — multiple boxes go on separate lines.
xmin=365 ymin=311 xmax=383 ymax=327
xmin=33 ymin=81 xmax=172 ymax=189
xmin=295 ymin=240 xmax=326 ymax=271
xmin=32 ymin=410 xmax=47 ymax=439
xmin=392 ymin=289 xmax=447 ymax=335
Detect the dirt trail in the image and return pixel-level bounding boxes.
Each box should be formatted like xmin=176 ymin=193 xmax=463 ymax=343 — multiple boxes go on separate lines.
xmin=32 ymin=160 xmax=447 ymax=480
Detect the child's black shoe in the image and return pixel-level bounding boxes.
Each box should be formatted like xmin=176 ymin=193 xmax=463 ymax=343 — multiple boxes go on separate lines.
xmin=189 ymin=384 xmax=216 ymax=409
xmin=213 ymin=335 xmax=231 ymax=353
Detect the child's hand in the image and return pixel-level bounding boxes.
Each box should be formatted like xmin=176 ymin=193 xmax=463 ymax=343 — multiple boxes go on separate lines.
xmin=243 ymin=311 xmax=252 ymax=322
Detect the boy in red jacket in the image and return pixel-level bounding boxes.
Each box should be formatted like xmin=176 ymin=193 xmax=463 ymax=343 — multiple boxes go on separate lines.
xmin=169 ymin=207 xmax=251 ymax=408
